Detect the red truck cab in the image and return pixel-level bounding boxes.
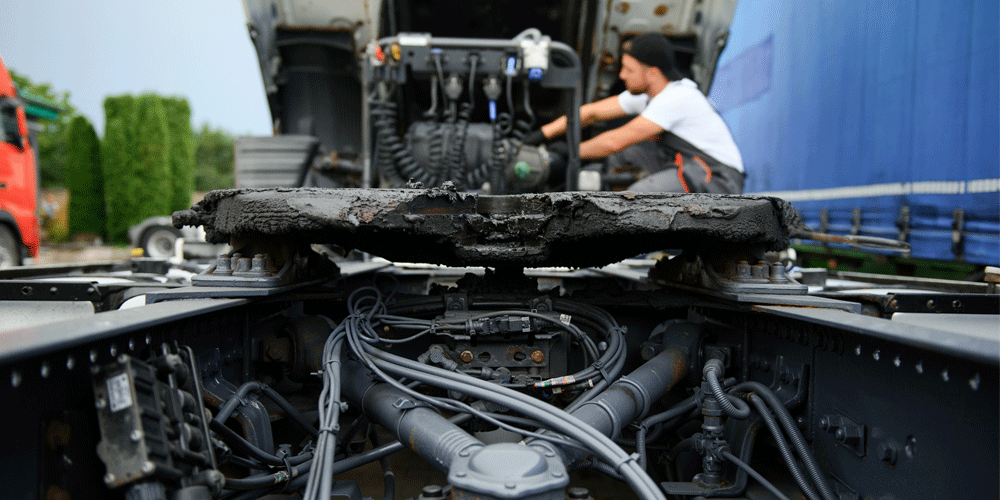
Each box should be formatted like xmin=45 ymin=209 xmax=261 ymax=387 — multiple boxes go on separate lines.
xmin=0 ymin=55 xmax=39 ymax=267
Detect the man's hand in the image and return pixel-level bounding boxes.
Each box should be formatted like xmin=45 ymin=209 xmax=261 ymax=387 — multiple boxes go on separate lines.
xmin=522 ymin=129 xmax=547 ymax=146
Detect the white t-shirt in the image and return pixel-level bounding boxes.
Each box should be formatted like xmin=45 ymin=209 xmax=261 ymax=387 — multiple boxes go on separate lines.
xmin=618 ymin=79 xmax=744 ymax=172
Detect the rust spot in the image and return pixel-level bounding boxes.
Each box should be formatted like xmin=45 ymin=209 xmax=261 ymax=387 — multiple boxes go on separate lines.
xmin=615 ymin=1 xmax=631 ymax=14
xmin=623 ymin=192 xmax=636 ymax=200
xmin=671 ymin=351 xmax=688 ymax=383
xmin=654 ymin=4 xmax=668 ymax=16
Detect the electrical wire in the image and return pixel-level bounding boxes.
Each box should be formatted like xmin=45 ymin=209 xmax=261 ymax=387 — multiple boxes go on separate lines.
xmin=360 ymin=346 xmax=665 ymax=499
xmin=338 ymin=287 xmax=664 ymax=500
xmin=302 ymin=317 xmax=347 ymax=500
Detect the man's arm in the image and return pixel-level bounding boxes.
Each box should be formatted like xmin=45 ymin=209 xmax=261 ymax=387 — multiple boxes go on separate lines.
xmin=539 ymin=95 xmax=629 ymax=140
xmin=579 ymin=115 xmax=664 ymax=160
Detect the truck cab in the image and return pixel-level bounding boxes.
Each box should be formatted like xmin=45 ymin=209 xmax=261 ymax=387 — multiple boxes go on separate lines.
xmin=0 ymin=55 xmax=39 ymax=268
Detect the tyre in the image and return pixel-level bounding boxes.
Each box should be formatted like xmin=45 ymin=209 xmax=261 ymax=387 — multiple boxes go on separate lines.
xmin=0 ymin=224 xmax=20 ymax=269
xmin=140 ymin=226 xmax=182 ymax=259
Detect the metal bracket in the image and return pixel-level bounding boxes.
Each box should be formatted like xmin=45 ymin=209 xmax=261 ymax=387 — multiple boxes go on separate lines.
xmin=819 ymin=412 xmax=866 ymax=458
xmin=651 ymin=252 xmax=808 ymax=296
xmin=952 ymin=208 xmax=965 ymax=261
xmin=193 ymin=241 xmax=338 ymax=288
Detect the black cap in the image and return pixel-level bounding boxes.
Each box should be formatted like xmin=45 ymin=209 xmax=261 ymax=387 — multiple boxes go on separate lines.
xmin=621 ymin=32 xmax=684 ymax=81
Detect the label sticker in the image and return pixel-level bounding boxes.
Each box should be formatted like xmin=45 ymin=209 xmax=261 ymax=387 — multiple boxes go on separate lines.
xmin=106 ymin=372 xmax=133 ymax=412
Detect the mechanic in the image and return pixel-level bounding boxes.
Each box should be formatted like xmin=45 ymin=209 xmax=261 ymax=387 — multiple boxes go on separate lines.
xmin=523 ymin=32 xmax=745 ymax=193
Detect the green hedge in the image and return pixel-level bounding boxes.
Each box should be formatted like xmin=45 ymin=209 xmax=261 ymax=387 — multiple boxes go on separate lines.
xmin=100 ymin=93 xmax=197 ymax=243
xmin=103 ymin=94 xmax=172 ymax=243
xmin=102 ymin=113 xmax=134 ymax=244
xmin=163 ymin=97 xmax=195 ymax=212
xmin=65 ymin=116 xmax=104 ymax=236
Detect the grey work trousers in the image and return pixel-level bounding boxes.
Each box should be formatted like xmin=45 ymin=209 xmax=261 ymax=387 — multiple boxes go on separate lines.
xmin=607 ymin=141 xmax=745 ymax=194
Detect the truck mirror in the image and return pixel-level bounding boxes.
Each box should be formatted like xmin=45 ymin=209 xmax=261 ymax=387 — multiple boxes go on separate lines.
xmin=15 ymin=105 xmax=28 ymax=147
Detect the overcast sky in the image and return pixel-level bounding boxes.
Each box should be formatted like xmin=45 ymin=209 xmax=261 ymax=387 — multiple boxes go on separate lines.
xmin=1 ymin=0 xmax=272 ymax=136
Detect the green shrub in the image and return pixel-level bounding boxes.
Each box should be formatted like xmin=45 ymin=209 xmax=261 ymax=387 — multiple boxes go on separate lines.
xmin=102 ymin=94 xmax=172 ymax=244
xmin=102 ymin=114 xmax=135 ymax=244
xmin=163 ymin=97 xmax=195 ymax=212
xmin=65 ymin=116 xmax=104 ymax=236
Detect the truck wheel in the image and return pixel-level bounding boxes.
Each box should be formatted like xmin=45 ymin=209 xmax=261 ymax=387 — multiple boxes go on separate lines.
xmin=0 ymin=225 xmax=20 ymax=268
xmin=140 ymin=226 xmax=182 ymax=260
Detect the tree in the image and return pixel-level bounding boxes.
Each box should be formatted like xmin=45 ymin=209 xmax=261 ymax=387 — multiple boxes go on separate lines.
xmin=194 ymin=124 xmax=235 ymax=191
xmin=162 ymin=97 xmax=195 ymax=212
xmin=103 ymin=94 xmax=172 ymax=243
xmin=65 ymin=116 xmax=104 ymax=236
xmin=102 ymin=113 xmax=135 ymax=244
xmin=9 ymin=69 xmax=76 ymax=188
xmin=133 ymin=94 xmax=172 ymax=217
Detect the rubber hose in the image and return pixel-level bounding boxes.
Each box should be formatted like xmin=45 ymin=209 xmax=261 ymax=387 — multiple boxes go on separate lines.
xmin=748 ymin=394 xmax=822 ymax=500
xmin=731 ymin=382 xmax=838 ymax=500
xmin=707 ymin=369 xmax=750 ymax=419
xmin=637 ymin=396 xmax=699 ymax=470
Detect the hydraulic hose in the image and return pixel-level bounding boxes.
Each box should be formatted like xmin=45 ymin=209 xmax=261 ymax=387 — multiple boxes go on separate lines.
xmin=636 ymin=396 xmax=698 ymax=470
xmin=223 ymin=459 xmax=311 ymax=490
xmin=704 ymin=360 xmax=751 ymax=419
xmin=369 ymin=430 xmax=396 ymax=500
xmin=748 ymin=394 xmax=822 ymax=500
xmin=564 ymin=347 xmax=689 ymax=465
xmin=214 ymin=381 xmax=319 ymax=438
xmin=361 ymin=345 xmax=666 ymax=500
xmin=209 ymin=420 xmax=311 ymax=467
xmin=731 ymin=381 xmax=838 ymax=500
xmin=340 ymin=359 xmax=484 ymax=472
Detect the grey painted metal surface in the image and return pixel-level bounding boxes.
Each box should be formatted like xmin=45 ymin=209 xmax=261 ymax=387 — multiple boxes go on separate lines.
xmin=234 ymin=135 xmax=320 ymax=188
xmin=0 ymin=301 xmax=95 ymax=329
xmin=0 ymin=298 xmax=248 ymax=365
xmin=755 ymin=305 xmax=1000 ymax=365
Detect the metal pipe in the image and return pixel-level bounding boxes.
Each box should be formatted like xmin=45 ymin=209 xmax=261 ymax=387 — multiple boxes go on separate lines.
xmin=340 ymin=360 xmax=483 ymax=471
xmin=532 ymin=347 xmax=689 ymax=464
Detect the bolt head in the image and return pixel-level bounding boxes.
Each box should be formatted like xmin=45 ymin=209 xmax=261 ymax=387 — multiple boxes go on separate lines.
xmin=460 ymin=351 xmax=473 ymax=363
xmin=103 ymin=473 xmax=116 ymax=485
xmin=141 ymin=461 xmax=155 ymax=474
xmin=94 ymin=396 xmax=107 ymax=409
xmin=130 ymin=429 xmax=144 ymax=442
xmin=531 ymin=350 xmax=545 ymax=364
xmin=881 ymin=443 xmax=898 ymax=465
